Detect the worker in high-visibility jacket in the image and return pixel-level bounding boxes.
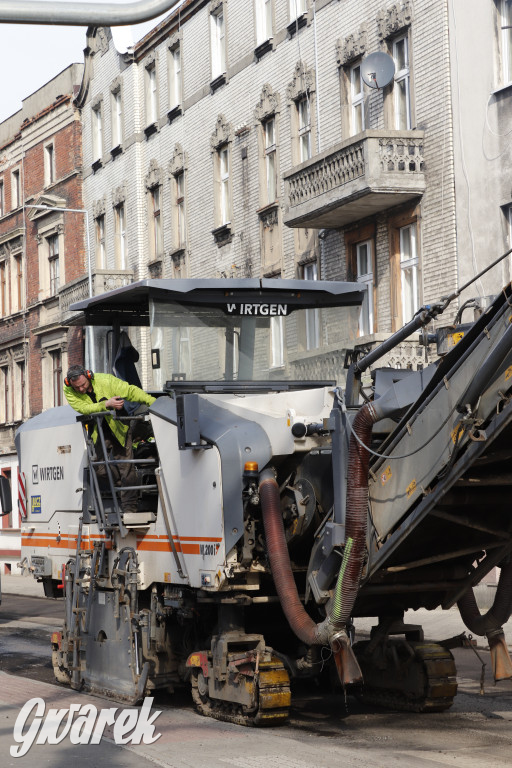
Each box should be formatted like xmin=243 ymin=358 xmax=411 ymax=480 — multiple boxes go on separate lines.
xmin=64 ymin=365 xmax=156 ymax=515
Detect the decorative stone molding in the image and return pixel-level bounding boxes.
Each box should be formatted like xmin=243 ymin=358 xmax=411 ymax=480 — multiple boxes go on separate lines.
xmin=97 ymin=27 xmax=109 ymax=54
xmin=258 ymin=203 xmax=279 ymax=231
xmin=93 ymin=197 xmax=106 ymax=218
xmin=91 ymin=94 xmax=103 ymax=111
xmin=144 ymin=51 xmax=156 ymax=69
xmin=254 ymin=84 xmax=281 ymax=122
xmin=169 ymin=143 xmax=186 ymax=177
xmin=209 ymin=0 xmax=223 ymax=13
xmin=148 ymin=259 xmax=162 ymax=279
xmin=286 ymin=61 xmax=315 ymax=102
xmin=377 ymin=1 xmax=413 ymax=40
xmin=110 ymin=76 xmax=122 ymax=94
xmin=145 ymin=159 xmax=162 ymax=190
xmin=112 ymin=185 xmax=126 ymax=207
xmin=335 ymin=25 xmax=367 ymax=67
xmin=210 ymin=114 xmax=233 ymax=151
xmin=168 ymin=32 xmax=181 ymax=51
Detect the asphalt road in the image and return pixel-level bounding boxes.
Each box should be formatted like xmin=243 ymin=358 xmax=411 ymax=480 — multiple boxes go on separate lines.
xmin=2 ymin=594 xmax=512 ymax=767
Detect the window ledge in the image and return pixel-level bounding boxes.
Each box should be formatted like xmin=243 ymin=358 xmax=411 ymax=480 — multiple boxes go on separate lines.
xmin=169 ymin=246 xmax=186 ymax=260
xmin=210 ymin=73 xmax=227 ymax=93
xmin=144 ymin=122 xmax=158 ymax=139
xmin=168 ymin=105 xmax=182 ymax=123
xmin=255 ymin=38 xmax=273 ymax=59
xmin=287 ymin=13 xmax=307 ymax=36
xmin=212 ymin=222 xmax=233 ymax=246
xmin=110 ymin=144 xmax=123 ymax=159
xmin=148 ymin=258 xmax=163 ymax=278
xmin=491 ymin=82 xmax=512 ymax=97
xmin=91 ymin=158 xmax=102 ymax=173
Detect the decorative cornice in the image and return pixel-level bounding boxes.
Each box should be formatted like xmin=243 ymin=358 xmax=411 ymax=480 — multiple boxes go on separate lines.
xmin=210 ymin=114 xmax=233 ymax=151
xmin=93 ymin=197 xmax=106 ymax=218
xmin=377 ymin=1 xmax=413 ymax=40
xmin=145 ymin=159 xmax=162 ymax=189
xmin=336 ymin=25 xmax=368 ymax=67
xmin=254 ymin=84 xmax=281 ymax=122
xmin=209 ymin=0 xmax=223 ymax=13
xmin=112 ymin=184 xmax=127 ymax=207
xmin=169 ymin=143 xmax=186 ymax=177
xmin=286 ymin=61 xmax=315 ymax=102
xmin=110 ymin=76 xmax=122 ymax=94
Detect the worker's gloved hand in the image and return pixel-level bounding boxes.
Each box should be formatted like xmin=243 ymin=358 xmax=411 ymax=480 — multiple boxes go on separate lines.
xmin=105 ymin=396 xmax=125 ymax=411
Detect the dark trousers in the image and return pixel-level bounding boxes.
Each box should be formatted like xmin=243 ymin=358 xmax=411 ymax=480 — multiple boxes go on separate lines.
xmin=94 ymin=430 xmax=138 ymax=515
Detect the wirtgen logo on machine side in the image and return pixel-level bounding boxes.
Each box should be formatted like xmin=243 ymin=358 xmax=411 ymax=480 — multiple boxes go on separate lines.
xmin=10 ymin=697 xmax=162 ymax=757
xmin=31 ymin=465 xmax=65 ymax=484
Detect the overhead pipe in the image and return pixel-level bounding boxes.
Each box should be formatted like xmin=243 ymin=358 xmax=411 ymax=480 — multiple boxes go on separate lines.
xmin=0 ymin=0 xmax=178 ymax=26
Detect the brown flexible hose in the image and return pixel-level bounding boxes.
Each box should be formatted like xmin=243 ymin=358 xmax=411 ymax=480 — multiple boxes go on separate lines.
xmin=457 ymin=561 xmax=512 ymax=636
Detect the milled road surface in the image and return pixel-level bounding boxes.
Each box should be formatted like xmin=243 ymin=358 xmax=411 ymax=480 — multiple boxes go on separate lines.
xmin=1 ymin=594 xmax=512 ymax=766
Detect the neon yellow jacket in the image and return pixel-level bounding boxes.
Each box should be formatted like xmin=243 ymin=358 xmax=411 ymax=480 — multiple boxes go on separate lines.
xmin=64 ymin=372 xmax=156 ymax=446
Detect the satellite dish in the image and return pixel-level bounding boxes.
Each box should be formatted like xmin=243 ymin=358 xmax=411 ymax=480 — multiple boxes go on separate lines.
xmin=361 ymin=52 xmax=396 ymax=90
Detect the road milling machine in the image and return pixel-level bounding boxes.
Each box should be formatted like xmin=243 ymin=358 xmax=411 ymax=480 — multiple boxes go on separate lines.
xmin=11 ymin=277 xmax=512 ymax=723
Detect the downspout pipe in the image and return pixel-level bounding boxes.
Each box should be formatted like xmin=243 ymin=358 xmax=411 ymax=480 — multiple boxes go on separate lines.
xmin=0 ymin=0 xmax=177 ymax=26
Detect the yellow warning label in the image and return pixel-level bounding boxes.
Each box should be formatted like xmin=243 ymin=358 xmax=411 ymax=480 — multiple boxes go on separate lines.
xmin=448 ymin=332 xmax=465 ymax=348
xmin=451 ymin=424 xmax=464 ymax=444
xmin=380 ymin=466 xmax=392 ymax=485
xmin=505 ymin=366 xmax=512 ymax=381
xmin=406 ymin=479 xmax=417 ymax=498
xmin=164 ymin=572 xmax=172 ymax=583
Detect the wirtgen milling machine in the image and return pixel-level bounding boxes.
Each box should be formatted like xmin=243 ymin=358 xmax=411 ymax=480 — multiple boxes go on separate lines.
xmin=12 ymin=278 xmax=512 ymax=722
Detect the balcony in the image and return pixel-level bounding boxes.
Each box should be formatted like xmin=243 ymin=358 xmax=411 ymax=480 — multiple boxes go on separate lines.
xmin=59 ymin=269 xmax=134 ymax=321
xmin=283 ymin=130 xmax=425 ymax=229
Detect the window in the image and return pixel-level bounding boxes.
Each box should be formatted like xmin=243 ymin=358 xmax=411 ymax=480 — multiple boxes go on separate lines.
xmin=1 ymin=469 xmax=12 ymax=528
xmin=500 ymin=0 xmax=512 ymax=85
xmin=169 ymin=44 xmax=182 ymax=108
xmin=44 ymin=143 xmax=55 ymax=186
xmin=350 ymin=62 xmax=365 ymax=134
xmin=174 ymin=172 xmax=186 ymax=249
xmin=92 ymin=103 xmax=103 ymax=161
xmin=95 ymin=215 xmax=106 ymax=269
xmin=393 ymin=35 xmax=411 ymax=130
xmin=149 ymin=186 xmax=163 ymax=257
xmin=146 ymin=63 xmax=158 ymax=125
xmin=210 ymin=6 xmax=226 ymax=80
xmin=14 ymin=360 xmax=26 ymax=421
xmin=11 ymin=169 xmax=21 ymax=209
xmin=0 ymin=260 xmax=6 ymax=316
xmin=51 ymin=350 xmax=62 ymax=408
xmin=264 ymin=117 xmax=277 ymax=203
xmin=13 ymin=254 xmax=23 ymax=310
xmin=356 ymin=241 xmax=374 ymax=336
xmin=298 ymin=97 xmax=312 ymax=162
xmin=0 ymin=179 xmax=5 ymax=216
xmin=112 ymin=88 xmax=123 ymax=148
xmin=400 ymin=224 xmax=419 ymax=323
xmin=1 ymin=366 xmax=11 ymax=423
xmin=114 ymin=204 xmax=127 ymax=269
xmin=217 ymin=145 xmax=230 ymax=226
xmin=256 ymin=0 xmax=272 ymax=44
xmin=303 ymin=261 xmax=319 ymax=349
xmin=289 ymin=0 xmax=307 ymax=21
xmin=47 ymin=233 xmax=60 ymax=297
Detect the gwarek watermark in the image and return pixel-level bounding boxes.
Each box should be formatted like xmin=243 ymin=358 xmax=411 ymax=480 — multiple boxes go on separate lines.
xmin=10 ymin=696 xmax=162 ymax=757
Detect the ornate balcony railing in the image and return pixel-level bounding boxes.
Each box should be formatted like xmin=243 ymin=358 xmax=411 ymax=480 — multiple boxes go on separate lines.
xmin=284 ymin=130 xmax=425 ymax=229
xmin=59 ymin=269 xmax=134 ymax=316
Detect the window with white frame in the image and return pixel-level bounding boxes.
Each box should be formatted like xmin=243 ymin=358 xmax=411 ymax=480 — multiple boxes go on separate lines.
xmin=400 ymin=224 xmax=419 ymax=323
xmin=174 ymin=171 xmax=186 ymax=249
xmin=51 ymin=349 xmax=63 ymax=407
xmin=264 ymin=117 xmax=277 ymax=203
xmin=92 ymin=103 xmax=103 ymax=161
xmin=0 ymin=259 xmax=6 ymax=317
xmin=13 ymin=253 xmax=23 ymax=311
xmin=393 ymin=34 xmax=411 ymax=130
xmin=95 ymin=215 xmax=106 ymax=269
xmin=303 ymin=261 xmax=319 ymax=349
xmin=350 ymin=62 xmax=365 ymax=135
xmin=217 ymin=145 xmax=231 ymax=226
xmin=114 ymin=203 xmax=127 ymax=269
xmin=168 ymin=44 xmax=182 ymax=108
xmin=11 ymin=169 xmax=21 ymax=209
xmin=44 ymin=143 xmax=55 ymax=186
xmin=14 ymin=360 xmax=26 ymax=421
xmin=111 ymin=88 xmax=123 ymax=149
xmin=256 ymin=0 xmax=272 ymax=44
xmin=356 ymin=240 xmax=373 ymax=336
xmin=210 ymin=6 xmax=226 ymax=80
xmin=149 ymin=186 xmax=163 ymax=257
xmin=297 ymin=97 xmax=312 ymax=162
xmin=0 ymin=365 xmax=11 ymax=423
xmin=500 ymin=0 xmax=512 ymax=85
xmin=47 ymin=233 xmax=60 ymax=297
xmin=146 ymin=63 xmax=159 ymax=125
xmin=289 ymin=0 xmax=307 ymax=21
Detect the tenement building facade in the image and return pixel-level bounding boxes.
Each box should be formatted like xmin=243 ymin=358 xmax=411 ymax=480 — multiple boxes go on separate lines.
xmin=0 ymin=64 xmax=84 ymax=571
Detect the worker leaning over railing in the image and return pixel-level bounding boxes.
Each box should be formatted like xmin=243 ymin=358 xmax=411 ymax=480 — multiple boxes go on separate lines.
xmin=63 ymin=365 xmax=156 ymax=515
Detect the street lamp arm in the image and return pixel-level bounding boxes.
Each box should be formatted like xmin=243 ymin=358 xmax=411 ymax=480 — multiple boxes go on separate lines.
xmin=0 ymin=0 xmax=176 ymax=26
